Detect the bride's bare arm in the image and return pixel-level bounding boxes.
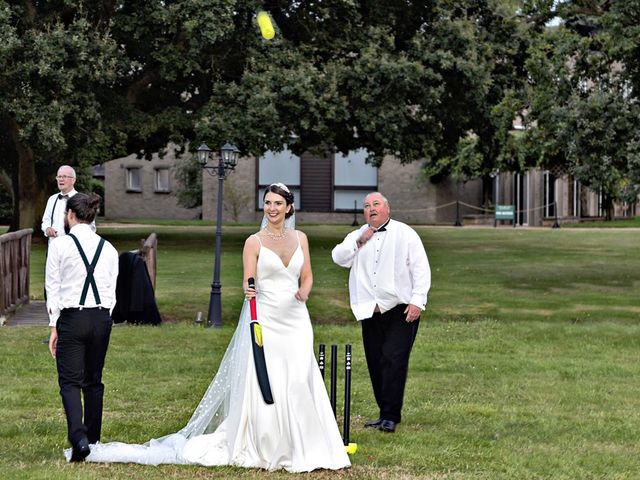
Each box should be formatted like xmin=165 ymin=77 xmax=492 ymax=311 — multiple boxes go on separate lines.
xmin=243 ymin=235 xmax=260 ymax=298
xmin=296 ymin=231 xmax=313 ymax=302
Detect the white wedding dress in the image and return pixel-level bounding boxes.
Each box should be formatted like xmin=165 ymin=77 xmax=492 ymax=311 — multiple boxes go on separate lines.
xmin=73 ymin=234 xmax=350 ymax=472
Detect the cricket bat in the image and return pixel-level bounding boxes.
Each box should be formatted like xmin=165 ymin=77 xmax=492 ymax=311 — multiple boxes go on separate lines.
xmin=247 ymin=277 xmax=274 ymax=404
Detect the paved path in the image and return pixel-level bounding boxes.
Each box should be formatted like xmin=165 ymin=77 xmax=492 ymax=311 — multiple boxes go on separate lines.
xmin=3 ymin=301 xmax=48 ymax=327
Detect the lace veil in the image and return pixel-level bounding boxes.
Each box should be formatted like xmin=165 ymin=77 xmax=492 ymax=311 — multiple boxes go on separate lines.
xmin=75 ymin=302 xmax=253 ymax=464
xmin=179 ymin=301 xmax=251 ymax=438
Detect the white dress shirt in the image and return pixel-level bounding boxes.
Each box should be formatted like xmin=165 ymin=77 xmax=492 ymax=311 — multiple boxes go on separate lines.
xmin=46 ymin=223 xmax=119 ymax=326
xmin=41 ymin=188 xmax=96 ymax=241
xmin=332 ymin=219 xmax=431 ymax=321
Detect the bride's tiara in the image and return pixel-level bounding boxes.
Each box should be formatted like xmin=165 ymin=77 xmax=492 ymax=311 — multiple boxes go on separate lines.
xmin=270 ymin=182 xmax=290 ymax=193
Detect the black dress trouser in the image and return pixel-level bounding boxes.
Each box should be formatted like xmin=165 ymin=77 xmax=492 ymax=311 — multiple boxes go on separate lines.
xmin=361 ymin=303 xmax=420 ymax=424
xmin=56 ymin=307 xmax=112 ymax=446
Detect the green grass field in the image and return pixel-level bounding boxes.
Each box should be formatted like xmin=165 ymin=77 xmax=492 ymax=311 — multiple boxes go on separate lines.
xmin=2 ymin=224 xmax=639 ymax=479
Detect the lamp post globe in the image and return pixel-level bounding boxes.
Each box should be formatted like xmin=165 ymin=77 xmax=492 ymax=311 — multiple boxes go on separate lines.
xmin=196 ymin=144 xmax=212 ymax=167
xmin=220 ymin=143 xmax=240 ymax=169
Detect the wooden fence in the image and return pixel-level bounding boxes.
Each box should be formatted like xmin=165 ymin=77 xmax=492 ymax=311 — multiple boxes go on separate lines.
xmin=0 ymin=229 xmax=33 ymax=318
xmin=133 ymin=233 xmax=157 ymax=290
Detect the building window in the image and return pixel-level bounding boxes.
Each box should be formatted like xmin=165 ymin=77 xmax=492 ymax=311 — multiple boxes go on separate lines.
xmin=543 ymin=171 xmax=556 ymax=217
xmin=568 ymin=178 xmax=580 ymax=217
xmin=126 ymin=168 xmax=141 ymax=192
xmin=155 ymin=168 xmax=170 ymax=193
xmin=334 ymin=149 xmax=377 ymax=211
xmin=257 ymin=147 xmax=378 ymax=212
xmin=515 ymin=172 xmax=529 ymax=225
xmin=258 ymin=147 xmax=301 ymax=209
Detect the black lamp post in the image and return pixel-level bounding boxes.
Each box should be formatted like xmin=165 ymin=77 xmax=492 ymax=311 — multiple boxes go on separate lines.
xmin=196 ymin=142 xmax=240 ymax=328
xmin=490 ymin=170 xmax=499 ymax=228
xmin=454 ymin=179 xmax=462 ymax=227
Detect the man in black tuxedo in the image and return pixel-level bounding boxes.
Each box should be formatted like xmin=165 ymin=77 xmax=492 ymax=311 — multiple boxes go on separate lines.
xmin=41 ymin=165 xmax=95 ymax=241
xmin=332 ymin=192 xmax=431 ymax=433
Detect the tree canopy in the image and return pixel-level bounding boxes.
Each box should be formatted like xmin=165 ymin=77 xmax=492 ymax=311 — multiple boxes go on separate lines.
xmin=1 ymin=1 xmax=638 ymax=230
xmin=521 ymin=0 xmax=640 ymax=218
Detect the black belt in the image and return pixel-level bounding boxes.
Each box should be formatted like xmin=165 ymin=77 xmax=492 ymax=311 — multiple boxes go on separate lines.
xmin=62 ymin=306 xmax=106 ymax=312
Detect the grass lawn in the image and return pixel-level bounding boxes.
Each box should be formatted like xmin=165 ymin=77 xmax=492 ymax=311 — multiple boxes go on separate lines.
xmin=563 ymin=217 xmax=640 ymax=228
xmin=2 ymin=224 xmax=639 ymax=479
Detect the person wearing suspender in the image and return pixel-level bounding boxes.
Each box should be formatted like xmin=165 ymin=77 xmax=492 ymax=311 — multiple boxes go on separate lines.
xmin=41 ymin=165 xmax=96 ymax=242
xmin=46 ymin=192 xmax=119 ymax=462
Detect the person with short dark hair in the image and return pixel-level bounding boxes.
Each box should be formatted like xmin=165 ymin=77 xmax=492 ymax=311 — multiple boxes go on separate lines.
xmin=47 ymin=192 xmax=118 ymax=462
xmin=332 ymin=192 xmax=431 ymax=433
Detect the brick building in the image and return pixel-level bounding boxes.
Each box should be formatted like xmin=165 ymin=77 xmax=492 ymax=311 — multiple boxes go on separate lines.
xmin=102 ymin=146 xmax=635 ymax=226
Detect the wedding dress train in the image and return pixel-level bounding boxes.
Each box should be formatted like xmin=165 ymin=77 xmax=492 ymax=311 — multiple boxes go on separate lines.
xmin=72 ymin=235 xmax=350 ymax=472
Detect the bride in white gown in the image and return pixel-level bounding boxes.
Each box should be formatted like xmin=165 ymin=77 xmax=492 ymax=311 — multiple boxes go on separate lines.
xmin=75 ymin=183 xmax=350 ymax=472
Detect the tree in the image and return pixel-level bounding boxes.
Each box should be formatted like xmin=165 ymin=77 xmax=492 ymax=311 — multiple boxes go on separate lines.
xmin=419 ymin=0 xmax=536 ymax=182
xmin=0 ymin=2 xmax=125 ymax=231
xmin=1 ymin=0 xmax=237 ymax=232
xmin=1 ymin=1 xmax=564 ymax=231
xmin=199 ymin=0 xmax=534 ymax=172
xmin=173 ymin=152 xmax=202 ymax=210
xmin=3 ymin=0 xmax=526 ymax=230
xmin=521 ymin=0 xmax=640 ymax=219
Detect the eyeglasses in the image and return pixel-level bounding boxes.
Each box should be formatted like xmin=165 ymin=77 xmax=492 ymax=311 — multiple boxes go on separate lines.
xmin=56 ymin=175 xmax=75 ymax=180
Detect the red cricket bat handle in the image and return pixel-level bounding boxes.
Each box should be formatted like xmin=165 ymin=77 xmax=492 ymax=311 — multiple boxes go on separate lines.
xmin=249 ymin=298 xmax=257 ymax=320
xmin=248 ymin=277 xmax=257 ymax=320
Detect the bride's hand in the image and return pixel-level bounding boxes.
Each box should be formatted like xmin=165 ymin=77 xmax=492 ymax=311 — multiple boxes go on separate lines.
xmin=244 ymin=286 xmax=256 ymax=299
xmin=295 ymin=288 xmax=309 ymax=302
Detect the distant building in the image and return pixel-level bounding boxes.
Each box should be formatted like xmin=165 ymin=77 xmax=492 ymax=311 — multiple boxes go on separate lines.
xmin=201 ymin=147 xmax=483 ymax=225
xmin=100 ymin=146 xmax=636 ymax=226
xmin=103 ymin=149 xmax=201 ymax=220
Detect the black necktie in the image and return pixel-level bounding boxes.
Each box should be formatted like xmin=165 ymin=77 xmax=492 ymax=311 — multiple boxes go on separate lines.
xmin=58 ymin=194 xmax=68 ymax=200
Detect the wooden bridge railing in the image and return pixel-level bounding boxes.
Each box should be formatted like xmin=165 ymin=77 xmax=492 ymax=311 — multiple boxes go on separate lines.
xmin=0 ymin=229 xmax=33 ymax=318
xmin=132 ymin=233 xmax=157 ymax=291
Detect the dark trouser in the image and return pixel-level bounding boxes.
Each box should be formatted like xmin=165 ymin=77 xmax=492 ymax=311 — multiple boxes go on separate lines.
xmin=56 ymin=307 xmax=112 ymax=446
xmin=361 ymin=304 xmax=420 ymax=424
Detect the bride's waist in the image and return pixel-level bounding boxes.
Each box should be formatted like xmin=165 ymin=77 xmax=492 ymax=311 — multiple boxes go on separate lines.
xmin=257 ymin=287 xmax=298 ymax=302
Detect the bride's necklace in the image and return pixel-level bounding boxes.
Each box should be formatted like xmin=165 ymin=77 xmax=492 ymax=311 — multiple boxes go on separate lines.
xmin=264 ymin=227 xmax=288 ymax=240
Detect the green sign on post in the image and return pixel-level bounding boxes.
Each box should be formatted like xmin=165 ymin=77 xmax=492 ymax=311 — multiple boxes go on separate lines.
xmin=494 ymin=205 xmax=515 ymax=227
xmin=495 ymin=205 xmax=515 ymax=220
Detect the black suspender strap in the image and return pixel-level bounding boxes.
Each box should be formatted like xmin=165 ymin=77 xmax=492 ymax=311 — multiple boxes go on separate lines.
xmin=68 ymin=233 xmax=105 ymax=306
xmin=50 ymin=196 xmax=59 ymax=226
xmin=50 ymin=195 xmax=68 ymax=229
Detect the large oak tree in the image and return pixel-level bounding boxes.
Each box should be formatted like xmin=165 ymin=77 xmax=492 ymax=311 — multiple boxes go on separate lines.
xmin=0 ymin=1 xmax=560 ymax=231
xmin=1 ymin=0 xmax=236 ymax=231
xmin=521 ymin=0 xmax=640 ymax=219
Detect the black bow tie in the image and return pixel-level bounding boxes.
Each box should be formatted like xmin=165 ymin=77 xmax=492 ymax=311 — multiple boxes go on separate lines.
xmin=376 ymin=220 xmax=389 ymax=232
xmin=58 ymin=194 xmax=68 ymax=200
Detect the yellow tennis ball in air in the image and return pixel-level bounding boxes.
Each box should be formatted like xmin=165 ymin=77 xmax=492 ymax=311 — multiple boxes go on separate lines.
xmin=345 ymin=442 xmax=358 ymax=454
xmin=257 ymin=11 xmax=275 ymax=40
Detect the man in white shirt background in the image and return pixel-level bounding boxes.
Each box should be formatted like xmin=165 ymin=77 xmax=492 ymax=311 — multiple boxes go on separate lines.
xmin=47 ymin=192 xmax=118 ymax=462
xmin=332 ymin=192 xmax=431 ymax=433
xmin=41 ymin=165 xmax=95 ymax=241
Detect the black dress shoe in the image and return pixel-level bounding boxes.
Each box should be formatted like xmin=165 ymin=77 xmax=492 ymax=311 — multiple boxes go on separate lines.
xmin=70 ymin=437 xmax=90 ymax=462
xmin=364 ymin=418 xmax=383 ymax=428
xmin=378 ymin=419 xmax=396 ymax=433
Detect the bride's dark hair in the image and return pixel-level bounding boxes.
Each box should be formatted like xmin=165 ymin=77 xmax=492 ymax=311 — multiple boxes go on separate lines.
xmin=264 ymin=183 xmax=295 ymax=218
